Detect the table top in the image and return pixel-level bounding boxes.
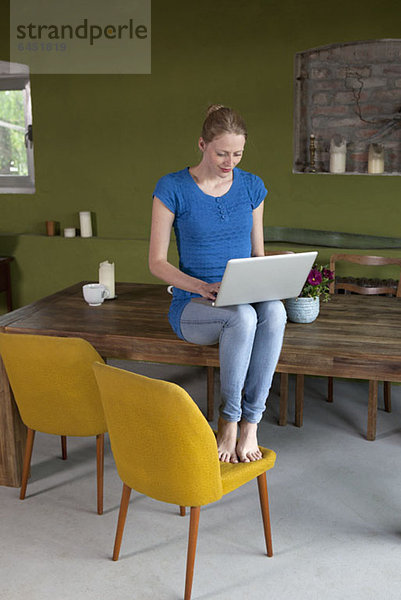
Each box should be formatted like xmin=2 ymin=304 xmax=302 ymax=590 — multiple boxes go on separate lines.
xmin=0 ymin=282 xmax=217 ymax=366
xmin=0 ymin=281 xmax=400 ymax=381
xmin=281 ymin=292 xmax=401 ymax=381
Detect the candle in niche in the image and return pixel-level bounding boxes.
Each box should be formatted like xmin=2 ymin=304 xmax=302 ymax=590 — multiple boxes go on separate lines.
xmin=99 ymin=260 xmax=115 ymax=299
xmin=368 ymin=144 xmax=384 ymax=174
xmin=329 ymin=136 xmax=347 ymax=173
xmin=64 ymin=228 xmax=76 ymax=238
xmin=79 ymin=211 xmax=93 ymax=237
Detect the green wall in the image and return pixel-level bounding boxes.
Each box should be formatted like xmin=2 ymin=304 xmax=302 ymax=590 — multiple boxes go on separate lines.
xmin=0 ymin=0 xmax=400 ymax=309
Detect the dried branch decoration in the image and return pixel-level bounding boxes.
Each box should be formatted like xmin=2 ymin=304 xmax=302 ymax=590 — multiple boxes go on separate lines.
xmin=345 ymin=66 xmax=401 ymax=142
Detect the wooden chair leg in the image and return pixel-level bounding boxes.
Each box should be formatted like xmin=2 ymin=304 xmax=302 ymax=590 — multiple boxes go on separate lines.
xmin=61 ymin=435 xmax=67 ymax=460
xmin=113 ymin=483 xmax=132 ymax=561
xmin=20 ymin=428 xmax=35 ymax=500
xmin=295 ymin=374 xmax=304 ymax=427
xmin=279 ymin=372 xmax=288 ymax=426
xmin=207 ymin=366 xmax=214 ymax=422
xmin=257 ymin=472 xmax=273 ymax=557
xmin=96 ymin=434 xmax=104 ymax=515
xmin=384 ymin=381 xmax=391 ymax=412
xmin=180 ymin=506 xmax=186 ymax=516
xmin=367 ymin=380 xmax=379 ymax=441
xmin=184 ymin=506 xmax=200 ymax=600
xmin=327 ymin=377 xmax=334 ymax=403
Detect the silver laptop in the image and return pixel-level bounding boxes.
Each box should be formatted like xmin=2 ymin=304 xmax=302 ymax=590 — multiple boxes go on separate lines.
xmin=212 ymin=251 xmax=318 ymax=307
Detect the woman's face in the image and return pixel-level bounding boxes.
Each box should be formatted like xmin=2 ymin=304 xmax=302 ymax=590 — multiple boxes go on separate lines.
xmin=199 ymin=133 xmax=246 ymax=179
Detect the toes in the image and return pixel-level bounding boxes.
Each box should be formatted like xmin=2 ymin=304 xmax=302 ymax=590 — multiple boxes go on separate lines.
xmin=237 ymin=449 xmax=262 ymax=462
xmin=219 ymin=450 xmax=239 ymax=463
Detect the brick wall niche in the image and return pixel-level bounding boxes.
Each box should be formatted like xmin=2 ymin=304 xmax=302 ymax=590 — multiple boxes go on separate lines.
xmin=294 ymin=39 xmax=401 ymax=175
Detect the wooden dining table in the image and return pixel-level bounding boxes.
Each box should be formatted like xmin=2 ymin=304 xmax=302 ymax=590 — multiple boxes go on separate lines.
xmin=1 ymin=281 xmax=400 ymax=487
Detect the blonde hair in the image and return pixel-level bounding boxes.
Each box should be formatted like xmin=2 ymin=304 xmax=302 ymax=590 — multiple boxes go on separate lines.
xmin=201 ymin=104 xmax=248 ymax=143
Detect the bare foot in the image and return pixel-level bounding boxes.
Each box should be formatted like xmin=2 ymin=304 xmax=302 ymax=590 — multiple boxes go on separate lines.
xmin=216 ymin=417 xmax=239 ymax=463
xmin=236 ymin=421 xmax=263 ymax=463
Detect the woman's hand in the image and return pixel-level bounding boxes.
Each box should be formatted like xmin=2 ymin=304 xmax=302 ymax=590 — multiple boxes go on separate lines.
xmin=198 ymin=281 xmax=221 ymax=301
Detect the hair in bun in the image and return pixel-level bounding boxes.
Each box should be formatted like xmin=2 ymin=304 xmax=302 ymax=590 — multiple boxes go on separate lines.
xmin=206 ymin=103 xmax=225 ymax=117
xmin=201 ymin=104 xmax=247 ymax=143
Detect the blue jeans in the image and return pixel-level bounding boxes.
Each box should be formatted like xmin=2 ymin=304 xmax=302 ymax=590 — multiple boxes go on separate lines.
xmin=180 ymin=299 xmax=287 ymax=423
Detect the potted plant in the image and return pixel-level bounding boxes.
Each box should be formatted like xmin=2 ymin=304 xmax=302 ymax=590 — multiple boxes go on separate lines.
xmin=285 ymin=264 xmax=334 ymax=323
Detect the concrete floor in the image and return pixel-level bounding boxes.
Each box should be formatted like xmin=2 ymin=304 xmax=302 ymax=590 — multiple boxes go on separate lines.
xmin=1 ymin=362 xmax=401 ymax=600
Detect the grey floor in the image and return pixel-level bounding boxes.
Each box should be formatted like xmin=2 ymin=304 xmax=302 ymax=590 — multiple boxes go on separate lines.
xmin=1 ymin=362 xmax=401 ymax=600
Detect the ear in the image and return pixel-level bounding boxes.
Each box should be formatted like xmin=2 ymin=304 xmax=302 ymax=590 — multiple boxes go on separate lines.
xmin=198 ymin=137 xmax=207 ymax=152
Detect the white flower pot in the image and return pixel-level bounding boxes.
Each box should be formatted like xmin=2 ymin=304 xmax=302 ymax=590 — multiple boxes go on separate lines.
xmin=285 ymin=296 xmax=320 ymax=323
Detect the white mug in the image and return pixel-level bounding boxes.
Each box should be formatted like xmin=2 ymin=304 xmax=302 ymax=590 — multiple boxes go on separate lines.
xmin=82 ymin=283 xmax=110 ymax=306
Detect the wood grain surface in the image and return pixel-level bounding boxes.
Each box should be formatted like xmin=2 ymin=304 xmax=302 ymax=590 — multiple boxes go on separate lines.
xmin=1 ymin=282 xmax=400 ymax=485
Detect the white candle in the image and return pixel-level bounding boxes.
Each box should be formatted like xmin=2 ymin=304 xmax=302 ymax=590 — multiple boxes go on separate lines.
xmin=64 ymin=228 xmax=76 ymax=238
xmin=79 ymin=211 xmax=93 ymax=238
xmin=99 ymin=260 xmax=115 ymax=299
xmin=329 ymin=136 xmax=347 ymax=173
xmin=368 ymin=144 xmax=384 ymax=174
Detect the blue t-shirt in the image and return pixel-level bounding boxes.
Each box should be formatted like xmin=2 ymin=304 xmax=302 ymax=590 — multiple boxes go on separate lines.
xmin=153 ymin=167 xmax=267 ymax=339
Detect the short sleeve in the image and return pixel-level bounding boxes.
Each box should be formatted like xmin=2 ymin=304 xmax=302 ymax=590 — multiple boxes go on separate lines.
xmin=153 ymin=174 xmax=177 ymax=214
xmin=249 ymin=174 xmax=268 ymax=210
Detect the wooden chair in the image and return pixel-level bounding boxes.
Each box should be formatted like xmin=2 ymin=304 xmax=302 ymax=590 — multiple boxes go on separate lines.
xmin=0 ymin=333 xmax=107 ymax=514
xmin=93 ymin=362 xmax=276 ymax=600
xmin=0 ymin=257 xmax=13 ymax=312
xmin=328 ymin=254 xmax=401 ymax=439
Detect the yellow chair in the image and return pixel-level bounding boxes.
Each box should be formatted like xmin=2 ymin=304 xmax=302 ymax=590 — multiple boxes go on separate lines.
xmin=93 ymin=362 xmax=277 ymax=600
xmin=0 ymin=333 xmax=107 ymax=514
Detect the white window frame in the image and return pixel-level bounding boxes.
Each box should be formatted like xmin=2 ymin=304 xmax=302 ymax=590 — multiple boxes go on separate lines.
xmin=0 ymin=61 xmax=35 ymax=193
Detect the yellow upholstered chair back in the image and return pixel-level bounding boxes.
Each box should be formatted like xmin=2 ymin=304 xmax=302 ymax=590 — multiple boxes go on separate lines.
xmin=93 ymin=362 xmax=223 ymax=507
xmin=0 ymin=333 xmax=107 ymax=437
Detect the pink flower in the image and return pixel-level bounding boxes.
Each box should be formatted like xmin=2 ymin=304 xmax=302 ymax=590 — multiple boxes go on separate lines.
xmin=323 ymin=268 xmax=334 ymax=280
xmin=307 ymin=269 xmax=322 ymax=286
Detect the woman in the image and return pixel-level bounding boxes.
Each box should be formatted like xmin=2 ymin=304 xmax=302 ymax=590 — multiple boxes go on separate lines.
xmin=149 ymin=105 xmax=287 ymax=463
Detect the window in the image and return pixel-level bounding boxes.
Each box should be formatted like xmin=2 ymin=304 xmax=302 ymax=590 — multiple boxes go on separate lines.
xmin=0 ymin=61 xmax=35 ymax=193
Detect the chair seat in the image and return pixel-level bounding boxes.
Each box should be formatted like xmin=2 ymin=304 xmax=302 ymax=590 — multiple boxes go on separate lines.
xmin=220 ymin=447 xmax=276 ymax=496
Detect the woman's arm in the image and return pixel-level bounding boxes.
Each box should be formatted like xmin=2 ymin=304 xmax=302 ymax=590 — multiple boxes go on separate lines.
xmin=149 ymin=196 xmax=220 ymax=300
xmin=250 ymin=201 xmax=265 ymax=257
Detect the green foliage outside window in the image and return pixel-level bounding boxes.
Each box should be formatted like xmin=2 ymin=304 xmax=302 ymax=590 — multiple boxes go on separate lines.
xmin=0 ymin=90 xmax=28 ymax=176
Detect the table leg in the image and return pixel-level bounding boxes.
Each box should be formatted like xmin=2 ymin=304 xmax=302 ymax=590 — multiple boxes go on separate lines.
xmin=383 ymin=381 xmax=391 ymax=412
xmin=295 ymin=374 xmax=304 ymax=427
xmin=207 ymin=366 xmax=214 ymax=422
xmin=0 ymin=355 xmax=26 ymax=487
xmin=279 ymin=373 xmax=288 ymax=426
xmin=367 ymin=380 xmax=378 ymax=441
xmin=327 ymin=377 xmax=334 ymax=403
